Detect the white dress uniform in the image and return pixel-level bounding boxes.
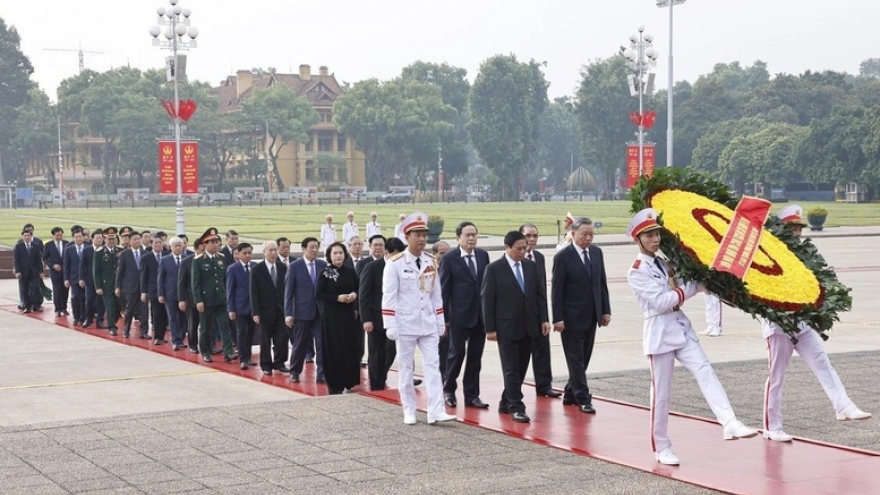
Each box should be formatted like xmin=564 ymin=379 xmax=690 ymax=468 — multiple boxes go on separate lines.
xmin=320 ymin=223 xmax=336 ymax=251
xmin=342 ymin=216 xmax=359 ymax=245
xmin=626 ymin=208 xmax=755 ymax=463
xmin=761 ymin=204 xmax=869 ymax=439
xmin=382 ymin=213 xmax=449 ymax=424
xmin=394 ymin=221 xmax=406 ymax=244
xmin=702 ymin=294 xmax=723 ymax=336
xmin=554 ymin=211 xmax=576 ymax=253
xmin=366 ymin=220 xmax=382 ymax=239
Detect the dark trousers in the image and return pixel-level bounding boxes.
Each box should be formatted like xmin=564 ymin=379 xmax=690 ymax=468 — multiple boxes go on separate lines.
xmin=150 ymin=296 xmax=168 ymax=340
xmin=443 ymin=324 xmax=486 ymax=402
xmin=234 ymin=315 xmax=256 ymax=363
xmin=199 ymin=304 xmax=233 ymax=356
xmin=84 ymin=284 xmax=104 ymax=324
xmin=18 ymin=274 xmax=39 ymax=310
xmin=101 ymin=291 xmax=119 ymax=330
xmin=165 ymin=300 xmax=187 ymax=346
xmin=69 ymin=284 xmax=85 ymax=322
xmin=123 ymin=293 xmax=148 ymax=336
xmin=367 ymin=326 xmax=395 ymax=391
xmin=259 ymin=314 xmax=288 ymax=372
xmin=290 ymin=318 xmax=323 ymax=375
xmin=439 ymin=334 xmax=450 ymax=378
xmin=51 ymin=275 xmax=68 ymax=313
xmin=498 ymin=336 xmax=532 ymax=413
xmin=561 ymin=325 xmax=598 ymax=404
xmin=185 ymin=302 xmax=200 ymax=348
xmin=531 ymin=334 xmax=554 ymax=393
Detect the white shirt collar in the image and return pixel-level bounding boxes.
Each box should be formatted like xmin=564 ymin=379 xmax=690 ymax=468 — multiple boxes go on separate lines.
xmin=504 ymin=253 xmax=520 ymax=270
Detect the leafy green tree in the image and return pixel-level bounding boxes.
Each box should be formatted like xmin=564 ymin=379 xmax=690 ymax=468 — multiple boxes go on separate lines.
xmin=692 ymin=117 xmax=769 ymax=175
xmin=0 ymin=18 xmax=36 ymax=184
xmin=469 ymin=54 xmax=548 ymax=199
xmin=240 ymin=85 xmax=319 ymax=191
xmin=797 ymin=106 xmax=873 ymax=189
xmin=114 ymin=92 xmax=166 ymax=188
xmin=535 ymin=98 xmax=583 ymax=190
xmin=8 ymin=89 xmax=56 ymax=186
xmin=859 ymin=58 xmax=880 ymax=79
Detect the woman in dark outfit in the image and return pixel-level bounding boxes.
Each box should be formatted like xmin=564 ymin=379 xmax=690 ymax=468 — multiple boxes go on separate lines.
xmin=316 ymin=242 xmax=361 ymax=394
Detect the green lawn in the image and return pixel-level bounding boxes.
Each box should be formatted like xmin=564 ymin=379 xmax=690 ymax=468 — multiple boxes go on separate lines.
xmin=2 ymin=200 xmax=878 ymax=247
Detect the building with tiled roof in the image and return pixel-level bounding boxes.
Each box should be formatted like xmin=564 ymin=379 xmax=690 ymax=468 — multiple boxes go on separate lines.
xmin=213 ymin=64 xmax=366 ymax=190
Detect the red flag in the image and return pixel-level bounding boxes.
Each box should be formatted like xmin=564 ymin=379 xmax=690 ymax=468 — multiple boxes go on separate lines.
xmin=711 ymin=196 xmax=772 ymax=279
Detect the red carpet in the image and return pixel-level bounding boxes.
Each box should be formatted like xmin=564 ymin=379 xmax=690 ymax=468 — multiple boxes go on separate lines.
xmin=10 ymin=306 xmax=880 ymax=495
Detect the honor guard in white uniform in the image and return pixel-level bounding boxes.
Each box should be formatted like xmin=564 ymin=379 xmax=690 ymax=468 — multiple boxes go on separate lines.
xmin=393 ymin=213 xmax=407 ymax=244
xmin=320 ymin=214 xmax=337 ymax=251
xmin=382 ymin=211 xmax=456 ymax=426
xmin=626 ymin=208 xmax=757 ymax=466
xmin=701 ymin=294 xmax=723 ymax=337
xmin=761 ymin=205 xmax=870 ymax=442
xmin=555 ymin=211 xmax=575 ymax=252
xmin=342 ymin=211 xmax=359 ymax=245
xmin=366 ymin=212 xmax=382 ymax=239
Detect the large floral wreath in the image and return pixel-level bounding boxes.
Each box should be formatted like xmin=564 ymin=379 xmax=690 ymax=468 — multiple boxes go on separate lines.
xmin=629 ymin=168 xmax=851 ymax=339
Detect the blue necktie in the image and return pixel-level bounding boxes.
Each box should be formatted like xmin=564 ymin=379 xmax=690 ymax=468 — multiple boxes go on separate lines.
xmin=134 ymin=249 xmax=140 ymax=269
xmin=514 ymin=262 xmax=525 ymax=292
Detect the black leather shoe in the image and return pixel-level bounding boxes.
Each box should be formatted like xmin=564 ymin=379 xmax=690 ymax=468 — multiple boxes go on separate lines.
xmin=305 ymin=357 xmax=315 ymax=363
xmin=444 ymin=393 xmax=457 ymax=407
xmin=511 ymin=411 xmax=531 ymax=423
xmin=83 ymin=320 xmax=93 ymax=328
xmin=537 ymin=390 xmax=563 ymax=398
xmin=467 ymin=398 xmax=490 ymax=409
xmin=274 ymin=365 xmax=290 ymax=373
xmin=211 ymin=349 xmax=223 ymax=355
xmin=316 ymin=374 xmax=326 ymax=383
xmin=96 ymin=322 xmax=106 ymax=329
xmin=202 ymin=355 xmax=212 ymax=363
xmin=578 ymin=403 xmax=596 ymax=414
xmin=413 ymin=379 xmax=423 ymax=386
xmin=224 ymin=353 xmax=239 ymax=362
xmin=172 ymin=344 xmax=181 ymax=351
xmin=188 ymin=347 xmax=199 ymax=354
xmin=562 ymin=397 xmax=578 ymax=406
xmin=109 ymin=329 xmax=118 ymax=336
xmin=246 ymin=360 xmax=257 ymax=366
xmin=153 ymin=339 xmax=167 ymax=345
xmin=123 ymin=331 xmax=130 ymax=338
xmin=498 ymin=403 xmax=511 ymax=414
xmin=240 ymin=362 xmax=248 ymax=370
xmin=263 ymin=369 xmax=273 ymax=376
xmin=289 ymin=372 xmax=299 ymax=382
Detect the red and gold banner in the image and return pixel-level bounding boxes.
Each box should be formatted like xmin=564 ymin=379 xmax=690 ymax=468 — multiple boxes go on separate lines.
xmin=626 ymin=143 xmax=655 ymax=188
xmin=158 ymin=141 xmax=199 ymax=194
xmin=711 ymin=196 xmax=772 ymax=279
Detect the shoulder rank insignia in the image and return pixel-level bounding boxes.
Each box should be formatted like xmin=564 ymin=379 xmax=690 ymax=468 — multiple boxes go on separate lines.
xmin=632 ymin=259 xmax=641 ymax=269
xmin=390 ymin=252 xmax=404 ymax=261
xmin=95 ymin=246 xmax=104 ymax=252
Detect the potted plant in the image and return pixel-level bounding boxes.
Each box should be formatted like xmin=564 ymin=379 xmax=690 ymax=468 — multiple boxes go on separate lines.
xmin=807 ymin=207 xmax=828 ymax=231
xmin=427 ymin=215 xmax=445 ymax=243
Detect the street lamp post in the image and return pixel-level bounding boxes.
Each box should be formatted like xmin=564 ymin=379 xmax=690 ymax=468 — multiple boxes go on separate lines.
xmin=657 ymin=0 xmax=686 ymax=168
xmin=624 ymin=26 xmax=658 ymax=177
xmin=150 ymin=0 xmax=198 ymax=236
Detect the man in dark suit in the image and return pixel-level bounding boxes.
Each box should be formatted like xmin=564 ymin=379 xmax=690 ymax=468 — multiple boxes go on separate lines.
xmin=80 ymin=230 xmax=105 ymax=328
xmin=62 ymin=228 xmax=87 ymax=326
xmin=359 ymin=236 xmax=397 ymax=390
xmin=178 ymin=238 xmax=204 ymax=353
xmin=158 ymin=237 xmax=188 ymax=350
xmin=520 ymin=223 xmax=561 ymax=398
xmin=44 ymin=226 xmax=69 ymax=316
xmin=140 ymin=236 xmax=168 ymax=345
xmin=482 ymin=231 xmax=551 ymax=423
xmin=219 ymin=229 xmax=239 ymax=266
xmin=13 ymin=229 xmax=43 ymax=313
xmin=227 ymin=243 xmax=257 ymax=369
xmin=284 ymin=236 xmax=326 ymax=383
xmin=356 ymin=234 xmax=385 ymax=279
xmin=116 ymin=231 xmax=148 ymax=339
xmin=440 ymin=221 xmax=491 ymax=409
xmin=276 ymin=237 xmax=298 ymax=267
xmin=551 ymin=217 xmax=611 ymax=414
xmin=250 ymin=240 xmax=290 ymax=375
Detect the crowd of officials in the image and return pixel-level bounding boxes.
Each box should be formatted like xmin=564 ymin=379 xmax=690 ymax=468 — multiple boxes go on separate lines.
xmin=10 ymin=205 xmax=871 ymax=465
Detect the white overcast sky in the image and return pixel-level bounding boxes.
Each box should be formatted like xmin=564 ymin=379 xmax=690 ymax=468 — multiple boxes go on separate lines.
xmin=4 ymin=0 xmax=879 ymax=102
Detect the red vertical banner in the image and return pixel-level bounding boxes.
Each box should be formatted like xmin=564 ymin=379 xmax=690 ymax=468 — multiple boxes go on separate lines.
xmin=157 ymin=141 xmax=199 ymax=194
xmin=158 ymin=141 xmax=176 ymax=194
xmin=181 ymin=142 xmax=199 ymax=194
xmin=626 ymin=143 xmax=656 ymax=189
xmin=711 ymin=196 xmax=772 ymax=279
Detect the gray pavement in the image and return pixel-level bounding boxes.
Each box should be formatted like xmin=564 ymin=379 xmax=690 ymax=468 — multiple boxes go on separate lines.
xmin=0 ymin=225 xmax=877 ymax=494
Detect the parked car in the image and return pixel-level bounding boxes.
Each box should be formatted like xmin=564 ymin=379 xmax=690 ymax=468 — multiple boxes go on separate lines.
xmin=377 ymin=190 xmax=413 ymax=203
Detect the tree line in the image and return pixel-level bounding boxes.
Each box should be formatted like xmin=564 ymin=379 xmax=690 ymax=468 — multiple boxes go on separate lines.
xmin=2 ymin=17 xmax=880 ymax=199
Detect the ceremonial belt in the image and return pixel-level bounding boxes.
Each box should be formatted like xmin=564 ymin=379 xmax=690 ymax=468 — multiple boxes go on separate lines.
xmin=644 ymin=306 xmax=681 ymax=319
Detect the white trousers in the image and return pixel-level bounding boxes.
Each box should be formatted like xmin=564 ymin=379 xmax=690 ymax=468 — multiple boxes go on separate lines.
xmin=396 ymin=333 xmax=445 ymax=419
xmin=649 ymin=338 xmax=736 ymax=452
xmin=763 ymin=331 xmax=853 ymax=431
xmin=704 ymin=294 xmax=722 ymax=334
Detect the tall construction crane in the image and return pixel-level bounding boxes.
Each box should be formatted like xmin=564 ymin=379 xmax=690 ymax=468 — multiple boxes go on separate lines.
xmin=43 ymin=44 xmax=104 ymax=73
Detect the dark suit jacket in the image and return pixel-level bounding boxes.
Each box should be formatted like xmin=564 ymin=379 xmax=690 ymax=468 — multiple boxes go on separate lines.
xmin=220 ymin=246 xmax=235 ymax=266
xmin=80 ymin=245 xmax=96 ymax=286
xmin=482 ymin=257 xmax=547 ymax=341
xmin=157 ymin=254 xmax=182 ymax=302
xmin=177 ymin=253 xmax=196 ymax=305
xmin=43 ymin=240 xmax=68 ymax=280
xmin=355 ymin=256 xmax=381 ymax=279
xmin=62 ymin=244 xmax=85 ymax=286
xmin=284 ymin=258 xmax=326 ymax=321
xmin=13 ymin=240 xmax=43 ymax=277
xmin=551 ymin=243 xmax=611 ymax=331
xmin=358 ymin=257 xmax=385 ymax=329
xmin=226 ymin=261 xmax=255 ymax=316
xmin=439 ymin=247 xmax=490 ymax=328
xmin=526 ymin=249 xmax=546 ymax=287
xmin=116 ymin=248 xmax=144 ymax=294
xmin=250 ymin=260 xmax=287 ymax=321
xmin=139 ymin=251 xmax=163 ymax=297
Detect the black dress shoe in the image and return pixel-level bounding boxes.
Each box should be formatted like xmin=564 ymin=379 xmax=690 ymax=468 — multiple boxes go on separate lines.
xmin=172 ymin=344 xmax=181 ymax=351
xmin=240 ymin=362 xmax=248 ymax=370
xmin=316 ymin=374 xmax=326 ymax=383
xmin=537 ymin=390 xmax=563 ymax=398
xmin=23 ymin=309 xmax=32 ymax=314
xmin=289 ymin=372 xmax=299 ymax=382
xmin=467 ymin=398 xmax=490 ymax=409
xmin=562 ymin=397 xmax=578 ymax=406
xmin=578 ymin=403 xmax=596 ymax=414
xmin=62 ymin=311 xmax=69 ymax=316
xmin=139 ymin=334 xmax=150 ymax=339
xmin=188 ymin=347 xmax=199 ymax=354
xmin=202 ymin=355 xmax=213 ymax=363
xmin=444 ymin=393 xmax=457 ymax=407
xmin=511 ymin=412 xmax=531 ymax=423
xmin=224 ymin=353 xmax=239 ymax=362
xmin=109 ymin=329 xmax=118 ymax=336
xmin=153 ymin=339 xmax=167 ymax=345
xmin=274 ymin=365 xmax=290 ymax=373
xmin=413 ymin=379 xmax=423 ymax=386
xmin=263 ymin=369 xmax=273 ymax=376
xmin=123 ymin=331 xmax=130 ymax=338
xmin=34 ymin=307 xmax=43 ymax=312
xmin=498 ymin=403 xmax=511 ymax=414
xmin=305 ymin=357 xmax=315 ymax=363
xmin=95 ymin=322 xmax=106 ymax=329
xmin=82 ymin=320 xmax=93 ymax=328
xmin=211 ymin=349 xmax=223 ymax=355
xmin=246 ymin=360 xmax=258 ymax=367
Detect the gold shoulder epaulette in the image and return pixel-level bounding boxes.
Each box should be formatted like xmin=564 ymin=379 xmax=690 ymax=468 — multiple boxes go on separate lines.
xmin=390 ymin=252 xmax=404 ymax=261
xmin=424 ymin=253 xmax=435 ymax=260
xmin=95 ymin=246 xmax=104 ymax=252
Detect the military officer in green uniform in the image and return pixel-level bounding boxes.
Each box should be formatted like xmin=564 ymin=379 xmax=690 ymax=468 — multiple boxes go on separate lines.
xmin=192 ymin=228 xmax=237 ymax=362
xmin=93 ymin=227 xmax=121 ymax=335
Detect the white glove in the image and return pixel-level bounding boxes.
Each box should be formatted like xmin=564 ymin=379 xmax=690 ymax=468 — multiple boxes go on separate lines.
xmin=385 ymin=327 xmax=398 ymax=341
